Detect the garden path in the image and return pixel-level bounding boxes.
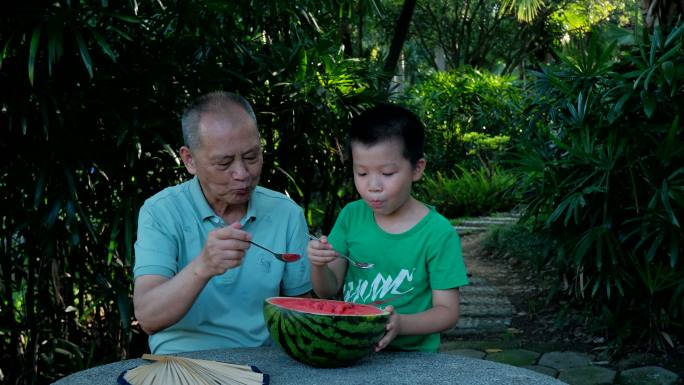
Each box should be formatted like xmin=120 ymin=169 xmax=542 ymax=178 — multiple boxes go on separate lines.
xmin=438 ymin=216 xmax=682 ymax=385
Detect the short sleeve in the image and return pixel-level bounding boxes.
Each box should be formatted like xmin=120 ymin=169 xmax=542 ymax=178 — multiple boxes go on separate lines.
xmin=133 ymin=203 xmax=179 ymax=278
xmin=427 ymin=229 xmax=469 ymax=290
xmin=280 ymin=206 xmax=312 ymax=296
xmin=327 ymin=204 xmax=351 ymax=256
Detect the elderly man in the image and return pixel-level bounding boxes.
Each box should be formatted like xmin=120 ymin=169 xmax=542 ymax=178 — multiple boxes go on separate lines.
xmin=133 ymin=91 xmax=311 ymax=354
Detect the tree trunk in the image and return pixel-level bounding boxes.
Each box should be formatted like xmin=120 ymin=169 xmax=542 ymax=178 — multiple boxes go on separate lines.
xmin=642 ymin=0 xmax=684 ymax=33
xmin=383 ymin=0 xmax=418 ymax=86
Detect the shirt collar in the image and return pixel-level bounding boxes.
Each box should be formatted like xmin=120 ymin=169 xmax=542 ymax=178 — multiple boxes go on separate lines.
xmin=190 ymin=176 xmax=258 ymax=226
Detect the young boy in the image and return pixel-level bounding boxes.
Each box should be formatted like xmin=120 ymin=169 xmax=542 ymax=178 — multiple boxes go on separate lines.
xmin=308 ymin=104 xmax=469 ymax=352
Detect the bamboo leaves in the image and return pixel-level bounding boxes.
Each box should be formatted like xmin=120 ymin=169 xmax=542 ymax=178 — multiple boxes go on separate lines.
xmin=2 ymin=3 xmax=388 ymax=383
xmin=28 ymin=26 xmax=42 ymax=86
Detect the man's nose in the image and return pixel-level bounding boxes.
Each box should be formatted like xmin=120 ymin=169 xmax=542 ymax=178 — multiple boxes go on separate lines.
xmin=230 ymin=159 xmax=249 ymax=179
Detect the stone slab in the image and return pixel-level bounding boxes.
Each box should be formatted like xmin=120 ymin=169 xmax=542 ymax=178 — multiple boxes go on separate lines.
xmin=440 ymin=348 xmax=487 ymax=359
xmin=524 ymin=365 xmax=559 ymax=378
xmin=538 ymin=351 xmax=593 ymax=370
xmin=558 ymin=366 xmax=616 ymax=385
xmin=616 ymin=366 xmax=680 ymax=385
xmin=485 ymin=349 xmax=540 ymax=367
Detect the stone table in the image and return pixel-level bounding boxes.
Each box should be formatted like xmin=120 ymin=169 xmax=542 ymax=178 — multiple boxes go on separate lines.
xmin=53 ymin=346 xmax=567 ymax=385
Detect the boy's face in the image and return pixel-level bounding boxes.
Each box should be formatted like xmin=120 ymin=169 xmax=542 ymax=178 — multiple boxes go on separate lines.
xmin=351 ymin=138 xmax=425 ymax=219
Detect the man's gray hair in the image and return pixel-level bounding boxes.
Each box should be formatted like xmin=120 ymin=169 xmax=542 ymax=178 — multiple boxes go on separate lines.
xmin=181 ymin=91 xmax=257 ymax=150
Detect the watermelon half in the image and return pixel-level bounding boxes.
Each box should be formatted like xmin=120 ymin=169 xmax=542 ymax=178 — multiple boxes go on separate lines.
xmin=263 ymin=297 xmax=390 ymax=368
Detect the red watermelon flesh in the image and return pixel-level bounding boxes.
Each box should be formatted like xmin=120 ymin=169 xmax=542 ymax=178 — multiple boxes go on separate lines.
xmin=269 ymin=297 xmax=384 ymax=315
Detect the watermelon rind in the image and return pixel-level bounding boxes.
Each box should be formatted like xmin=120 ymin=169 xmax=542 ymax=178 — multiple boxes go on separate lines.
xmin=263 ymin=297 xmax=390 ymax=368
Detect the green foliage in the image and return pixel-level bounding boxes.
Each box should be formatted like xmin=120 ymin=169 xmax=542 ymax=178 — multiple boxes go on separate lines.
xmin=481 ymin=223 xmax=557 ymax=270
xmin=407 ymin=0 xmax=521 ymax=70
xmin=549 ymin=0 xmax=636 ymax=36
xmin=415 ymin=166 xmax=518 ymax=218
xmin=500 ymin=0 xmax=546 ymax=23
xmin=402 ymin=0 xmax=638 ymax=76
xmin=511 ymin=23 xmax=684 ymax=351
xmin=402 ymin=67 xmax=523 ymax=173
xmin=1 ymin=2 xmax=386 ymax=384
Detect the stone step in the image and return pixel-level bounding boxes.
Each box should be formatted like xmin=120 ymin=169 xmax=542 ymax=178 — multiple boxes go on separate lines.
xmin=455 ymin=226 xmax=488 ymax=235
xmin=460 ymin=304 xmax=514 ymax=317
xmin=445 ymin=317 xmax=512 ymax=336
xmin=460 ymin=295 xmax=513 ymax=306
xmin=466 ymin=276 xmax=489 ymax=284
xmin=467 ymin=276 xmax=527 ymax=285
xmin=458 ymin=220 xmax=517 ymax=227
xmin=461 ymin=284 xmax=527 ymax=295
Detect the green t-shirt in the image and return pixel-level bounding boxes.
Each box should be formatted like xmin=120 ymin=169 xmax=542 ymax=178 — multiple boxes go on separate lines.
xmin=328 ymin=200 xmax=469 ymax=352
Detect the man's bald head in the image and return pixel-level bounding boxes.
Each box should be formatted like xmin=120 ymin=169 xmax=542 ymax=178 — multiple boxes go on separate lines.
xmin=181 ymin=91 xmax=257 ymax=150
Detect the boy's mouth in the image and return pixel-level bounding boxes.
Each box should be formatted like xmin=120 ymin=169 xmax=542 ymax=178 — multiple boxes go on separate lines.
xmin=368 ymin=199 xmax=383 ymax=208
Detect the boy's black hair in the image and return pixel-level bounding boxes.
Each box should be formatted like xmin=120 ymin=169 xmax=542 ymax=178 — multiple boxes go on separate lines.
xmin=349 ymin=103 xmax=425 ymax=166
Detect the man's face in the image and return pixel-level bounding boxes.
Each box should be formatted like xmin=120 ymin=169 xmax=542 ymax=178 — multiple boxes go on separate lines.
xmin=182 ymin=107 xmax=263 ymax=210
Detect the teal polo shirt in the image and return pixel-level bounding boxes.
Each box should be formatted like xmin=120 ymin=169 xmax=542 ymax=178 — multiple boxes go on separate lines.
xmin=133 ymin=177 xmax=311 ymax=354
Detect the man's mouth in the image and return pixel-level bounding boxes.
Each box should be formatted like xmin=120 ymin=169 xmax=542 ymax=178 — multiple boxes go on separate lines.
xmin=232 ymin=187 xmax=251 ymax=195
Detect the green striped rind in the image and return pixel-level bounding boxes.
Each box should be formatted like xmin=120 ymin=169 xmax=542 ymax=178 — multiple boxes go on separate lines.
xmin=263 ymin=298 xmax=389 ymax=368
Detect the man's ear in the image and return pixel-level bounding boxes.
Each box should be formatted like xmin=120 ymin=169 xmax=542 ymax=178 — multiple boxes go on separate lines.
xmin=412 ymin=158 xmax=426 ymax=182
xmin=179 ymin=146 xmax=197 ymax=175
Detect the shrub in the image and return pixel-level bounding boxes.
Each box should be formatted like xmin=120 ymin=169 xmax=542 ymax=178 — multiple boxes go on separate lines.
xmin=481 ymin=223 xmax=557 ymax=271
xmin=511 ymin=24 xmax=684 ymax=351
xmin=401 ymin=67 xmax=523 ymax=173
xmin=415 ymin=166 xmax=518 ymax=218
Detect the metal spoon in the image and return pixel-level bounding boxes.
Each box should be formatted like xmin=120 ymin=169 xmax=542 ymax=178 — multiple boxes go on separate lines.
xmin=213 ymin=221 xmax=301 ymax=263
xmin=307 ymin=234 xmax=375 ymax=269
xmin=249 ymin=241 xmax=301 ymax=262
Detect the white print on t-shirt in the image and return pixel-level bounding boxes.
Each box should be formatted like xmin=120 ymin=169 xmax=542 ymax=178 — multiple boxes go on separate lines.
xmin=343 ymin=268 xmax=416 ymax=303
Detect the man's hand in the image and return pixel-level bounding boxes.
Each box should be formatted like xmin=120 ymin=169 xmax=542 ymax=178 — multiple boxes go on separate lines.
xmin=194 ymin=222 xmax=252 ymax=279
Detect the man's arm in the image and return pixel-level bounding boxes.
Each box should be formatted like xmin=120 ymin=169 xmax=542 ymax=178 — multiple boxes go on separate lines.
xmin=133 ymin=223 xmax=251 ymax=334
xmin=133 ymin=262 xmax=209 ymax=334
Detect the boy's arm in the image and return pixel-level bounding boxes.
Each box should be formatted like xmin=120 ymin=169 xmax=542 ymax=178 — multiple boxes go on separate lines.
xmin=375 ymin=288 xmax=461 ymax=351
xmin=307 ymin=236 xmax=347 ymax=298
xmin=310 ymin=260 xmax=346 ymax=298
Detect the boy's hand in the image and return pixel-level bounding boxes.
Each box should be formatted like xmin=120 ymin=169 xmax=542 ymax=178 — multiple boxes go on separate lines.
xmin=307 ymin=235 xmax=340 ymax=267
xmin=375 ymin=305 xmax=400 ymax=352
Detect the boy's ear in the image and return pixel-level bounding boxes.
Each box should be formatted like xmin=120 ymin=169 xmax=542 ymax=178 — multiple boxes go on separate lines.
xmin=180 ymin=146 xmax=198 ymax=175
xmin=412 ymin=158 xmax=426 ymax=182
